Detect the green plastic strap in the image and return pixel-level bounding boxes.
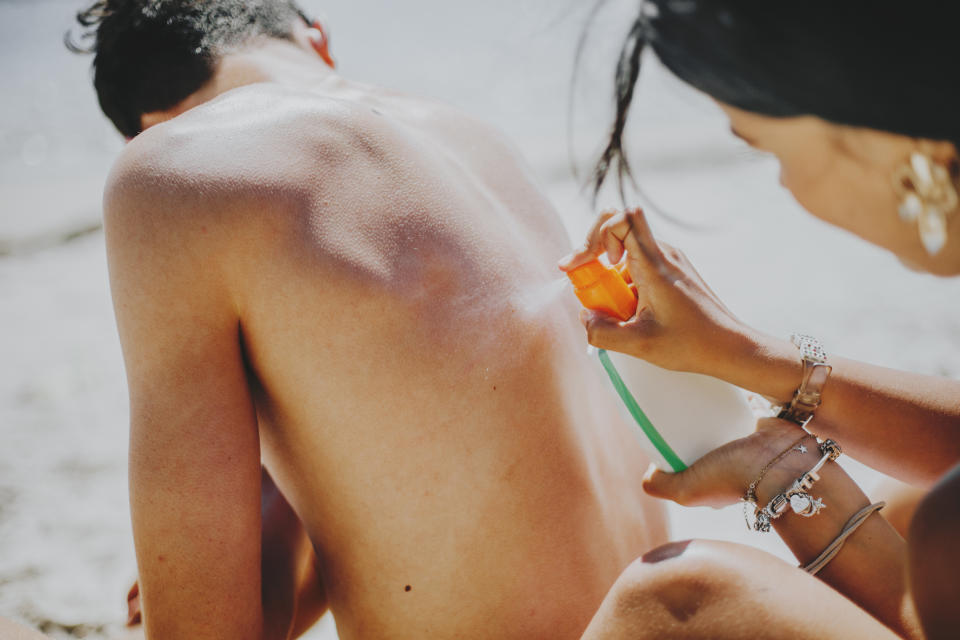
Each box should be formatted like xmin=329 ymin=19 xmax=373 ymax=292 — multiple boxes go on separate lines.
xmin=597 ymin=349 xmax=688 ymax=472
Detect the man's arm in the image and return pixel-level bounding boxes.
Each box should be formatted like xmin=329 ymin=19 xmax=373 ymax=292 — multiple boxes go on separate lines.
xmin=261 ymin=468 xmax=329 ymax=639
xmin=105 ymin=154 xmax=264 ymax=639
xmin=126 ymin=469 xmax=330 ymax=638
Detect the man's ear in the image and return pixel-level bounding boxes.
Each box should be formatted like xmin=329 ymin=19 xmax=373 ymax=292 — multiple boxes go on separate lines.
xmin=306 ymin=20 xmax=336 ymax=69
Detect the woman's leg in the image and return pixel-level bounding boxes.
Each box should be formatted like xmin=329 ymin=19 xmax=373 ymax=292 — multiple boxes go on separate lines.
xmin=581 ymin=540 xmax=900 ymax=640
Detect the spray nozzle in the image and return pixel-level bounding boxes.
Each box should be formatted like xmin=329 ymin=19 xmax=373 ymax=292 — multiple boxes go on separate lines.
xmin=565 ymin=259 xmax=638 ymax=322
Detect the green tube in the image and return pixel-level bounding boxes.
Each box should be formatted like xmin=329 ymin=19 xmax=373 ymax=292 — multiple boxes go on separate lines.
xmin=597 ymin=349 xmax=688 ymax=473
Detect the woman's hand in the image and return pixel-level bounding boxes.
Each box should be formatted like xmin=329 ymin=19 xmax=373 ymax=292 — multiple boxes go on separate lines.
xmin=559 ymin=208 xmax=753 ymax=378
xmin=642 ymin=417 xmax=808 ymax=508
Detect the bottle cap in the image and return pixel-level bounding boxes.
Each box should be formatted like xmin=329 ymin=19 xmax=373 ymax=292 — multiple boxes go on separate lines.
xmin=566 ymin=260 xmax=610 ymax=289
xmin=565 ymin=259 xmax=638 ymax=321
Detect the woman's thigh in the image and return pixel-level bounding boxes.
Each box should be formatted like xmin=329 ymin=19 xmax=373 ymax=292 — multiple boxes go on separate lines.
xmin=581 ymin=539 xmax=900 ymax=640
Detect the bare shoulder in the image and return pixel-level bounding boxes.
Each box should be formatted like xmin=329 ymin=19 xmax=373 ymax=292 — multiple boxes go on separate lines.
xmin=102 ymin=82 xmax=426 ymax=314
xmin=104 ymin=83 xmax=400 ymax=233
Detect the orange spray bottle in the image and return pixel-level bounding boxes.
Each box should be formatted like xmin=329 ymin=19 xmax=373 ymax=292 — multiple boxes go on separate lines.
xmin=566 ymin=260 xmax=754 ymax=472
xmin=566 ymin=260 xmax=637 ymax=322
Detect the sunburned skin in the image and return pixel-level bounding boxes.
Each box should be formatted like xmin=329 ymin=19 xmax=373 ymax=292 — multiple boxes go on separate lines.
xmin=105 ymin=42 xmax=667 ymax=639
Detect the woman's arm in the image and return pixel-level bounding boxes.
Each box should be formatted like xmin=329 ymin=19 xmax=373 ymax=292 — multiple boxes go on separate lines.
xmin=726 ymin=332 xmax=960 ymax=486
xmin=755 ymin=430 xmax=921 ymax=640
xmin=560 ymin=208 xmax=960 ymax=486
xmin=643 ymin=418 xmax=924 ymax=640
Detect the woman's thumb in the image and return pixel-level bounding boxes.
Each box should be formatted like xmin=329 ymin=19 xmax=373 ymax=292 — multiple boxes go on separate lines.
xmin=579 ymin=309 xmax=624 ymax=349
xmin=580 ymin=306 xmax=656 ymax=355
xmin=642 ymin=463 xmax=689 ymax=505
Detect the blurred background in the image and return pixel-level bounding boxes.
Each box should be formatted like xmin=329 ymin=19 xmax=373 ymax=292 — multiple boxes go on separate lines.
xmin=2 ymin=0 xmax=959 ymax=637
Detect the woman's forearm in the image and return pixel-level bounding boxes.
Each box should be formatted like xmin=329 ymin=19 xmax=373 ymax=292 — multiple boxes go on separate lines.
xmin=755 ymin=443 xmax=923 ymax=639
xmin=563 ymin=209 xmax=959 ymax=484
xmin=723 ymin=330 xmax=960 ymax=486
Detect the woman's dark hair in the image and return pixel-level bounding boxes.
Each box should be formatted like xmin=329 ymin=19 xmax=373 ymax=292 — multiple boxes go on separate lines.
xmin=596 ymin=0 xmax=960 ymax=194
xmin=67 ymin=0 xmax=308 ymax=138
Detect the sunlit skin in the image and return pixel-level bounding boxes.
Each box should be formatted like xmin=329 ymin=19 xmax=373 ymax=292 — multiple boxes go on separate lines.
xmin=107 ymin=17 xmax=668 ymax=640
xmin=81 ymin=7 xmax=960 ymax=639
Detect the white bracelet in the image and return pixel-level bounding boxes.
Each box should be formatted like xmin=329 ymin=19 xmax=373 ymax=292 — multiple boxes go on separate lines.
xmin=778 ymin=334 xmax=832 ymax=426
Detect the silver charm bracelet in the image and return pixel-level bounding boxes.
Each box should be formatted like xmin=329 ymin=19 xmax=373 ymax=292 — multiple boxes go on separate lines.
xmin=742 ymin=433 xmax=812 ymax=530
xmin=753 ymin=439 xmax=842 ymax=533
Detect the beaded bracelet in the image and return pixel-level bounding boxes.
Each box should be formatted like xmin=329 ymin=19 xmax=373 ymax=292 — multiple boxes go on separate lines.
xmin=753 ymin=439 xmax=842 ymax=533
xmin=742 ymin=433 xmax=812 ymax=530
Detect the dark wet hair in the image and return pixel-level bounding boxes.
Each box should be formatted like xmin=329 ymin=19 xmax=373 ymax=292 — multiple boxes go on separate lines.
xmin=67 ymin=0 xmax=309 ymax=138
xmin=595 ymin=0 xmax=960 ymax=194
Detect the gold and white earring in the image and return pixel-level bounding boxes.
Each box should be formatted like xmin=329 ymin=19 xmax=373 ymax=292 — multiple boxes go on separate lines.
xmin=893 ymin=152 xmax=958 ymax=256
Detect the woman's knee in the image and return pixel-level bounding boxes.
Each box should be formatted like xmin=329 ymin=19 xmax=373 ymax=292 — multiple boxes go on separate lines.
xmin=607 ymin=540 xmax=749 ymax=632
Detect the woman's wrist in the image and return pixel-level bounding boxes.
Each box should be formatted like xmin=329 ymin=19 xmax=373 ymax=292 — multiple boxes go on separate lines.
xmin=714 ymin=328 xmax=803 ymax=403
xmin=735 ymin=419 xmax=811 ymax=498
xmin=756 ymin=437 xmax=919 ymax=639
xmin=755 ymin=441 xmax=872 ymax=561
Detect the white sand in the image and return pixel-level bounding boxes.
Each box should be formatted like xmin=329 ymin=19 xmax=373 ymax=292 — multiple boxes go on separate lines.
xmin=2 ymin=1 xmax=959 ymax=638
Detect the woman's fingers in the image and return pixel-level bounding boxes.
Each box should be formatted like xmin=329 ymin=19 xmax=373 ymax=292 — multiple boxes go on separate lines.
xmin=642 ymin=462 xmax=716 ymax=507
xmin=642 ymin=463 xmax=688 ymax=503
xmin=560 ymin=207 xmax=666 ymax=282
xmin=641 ymin=454 xmax=739 ymax=509
xmin=558 ymin=210 xmax=618 ymax=271
xmin=623 ymin=207 xmax=667 ymax=272
xmin=602 ymin=217 xmax=626 ymax=265
xmin=580 ymin=307 xmax=657 ymax=353
xmin=579 ymin=309 xmax=624 ymax=349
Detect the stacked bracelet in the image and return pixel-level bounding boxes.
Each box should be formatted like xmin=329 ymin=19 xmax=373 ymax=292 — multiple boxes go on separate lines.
xmin=742 ymin=433 xmax=811 ymax=530
xmin=802 ymin=501 xmax=886 ymax=574
xmin=779 ymin=334 xmax=832 ymax=425
xmin=752 ymin=439 xmax=842 ymax=533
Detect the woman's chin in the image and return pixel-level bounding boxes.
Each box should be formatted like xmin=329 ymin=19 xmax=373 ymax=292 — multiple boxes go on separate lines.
xmin=897 ymin=253 xmax=960 ymax=277
xmin=897 ymin=255 xmax=928 ymax=273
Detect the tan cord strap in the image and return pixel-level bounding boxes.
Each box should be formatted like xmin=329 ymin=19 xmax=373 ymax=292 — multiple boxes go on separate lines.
xmin=802 ymin=501 xmax=886 ymax=575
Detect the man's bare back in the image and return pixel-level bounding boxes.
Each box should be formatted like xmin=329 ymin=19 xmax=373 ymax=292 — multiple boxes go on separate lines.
xmin=105 ymin=40 xmax=666 ymax=639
